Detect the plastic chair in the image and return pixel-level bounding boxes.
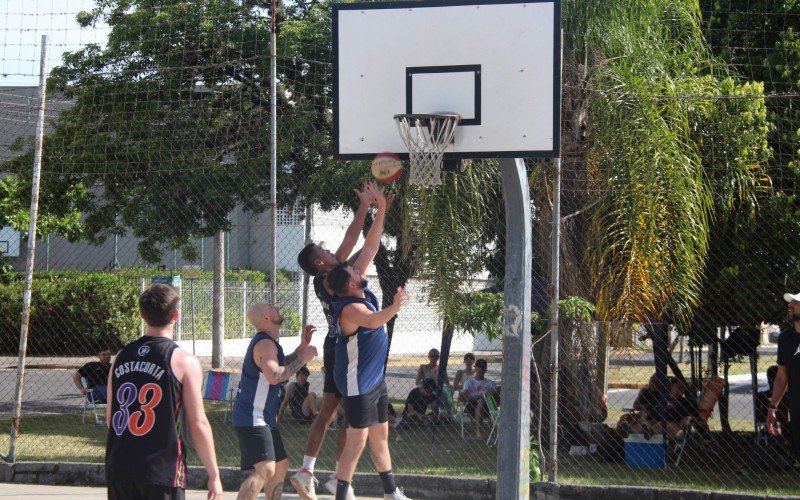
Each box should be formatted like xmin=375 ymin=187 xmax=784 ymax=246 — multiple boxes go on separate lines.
xmin=483 ymin=392 xmax=500 ymax=445
xmin=81 ymin=377 xmax=102 ymax=426
xmin=440 ymin=385 xmax=471 ymax=438
xmin=202 ymin=371 xmax=236 ymax=422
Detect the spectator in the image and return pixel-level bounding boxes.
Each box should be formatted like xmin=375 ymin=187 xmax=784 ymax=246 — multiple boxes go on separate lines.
xmin=279 ymin=366 xmax=320 ymax=424
xmin=620 ymin=374 xmax=698 ymax=439
xmin=416 ymin=348 xmax=450 ymax=388
xmin=453 ymin=353 xmax=476 ymax=392
xmin=767 ymin=292 xmax=800 ymax=459
xmin=72 ymin=348 xmax=112 ymax=403
xmin=395 ymin=379 xmax=438 ymax=429
xmin=458 ymin=359 xmax=499 ymax=440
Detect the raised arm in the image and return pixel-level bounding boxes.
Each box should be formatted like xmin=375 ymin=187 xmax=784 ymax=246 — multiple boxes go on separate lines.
xmin=335 ymin=182 xmax=375 ymax=262
xmin=340 ymin=286 xmax=411 ymax=334
xmin=351 ymin=184 xmax=387 ymax=276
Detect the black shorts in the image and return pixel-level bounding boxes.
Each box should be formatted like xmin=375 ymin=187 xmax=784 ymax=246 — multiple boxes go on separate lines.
xmin=323 ymin=338 xmax=342 ymax=397
xmin=235 ymin=426 xmax=287 ymax=470
xmin=108 ymin=482 xmax=185 ymax=500
xmin=343 ymin=381 xmax=388 ymax=429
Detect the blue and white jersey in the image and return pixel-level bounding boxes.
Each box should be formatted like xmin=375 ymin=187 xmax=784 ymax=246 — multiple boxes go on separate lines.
xmin=232 ymin=332 xmax=285 ymax=429
xmin=333 ymin=288 xmax=388 ymax=397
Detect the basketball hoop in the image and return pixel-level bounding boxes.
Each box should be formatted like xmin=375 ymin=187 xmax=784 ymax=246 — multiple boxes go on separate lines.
xmin=393 ymin=113 xmax=460 ymax=186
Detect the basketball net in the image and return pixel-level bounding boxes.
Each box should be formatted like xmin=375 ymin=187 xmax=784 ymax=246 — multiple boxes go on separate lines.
xmin=394 ymin=113 xmax=460 ymax=187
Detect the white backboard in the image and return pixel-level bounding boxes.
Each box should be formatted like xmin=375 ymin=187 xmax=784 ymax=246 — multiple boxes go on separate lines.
xmin=333 ymin=0 xmax=561 ymax=160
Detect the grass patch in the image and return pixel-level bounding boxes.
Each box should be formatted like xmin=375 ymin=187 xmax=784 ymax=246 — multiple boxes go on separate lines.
xmin=607 ymin=359 xmax=756 ymax=386
xmin=3 ymin=407 xmax=799 ymax=497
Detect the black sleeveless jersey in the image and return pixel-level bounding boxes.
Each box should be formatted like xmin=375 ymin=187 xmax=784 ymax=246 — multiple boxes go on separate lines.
xmin=105 ymin=336 xmax=186 ymax=487
xmin=314 ymin=274 xmax=338 ymax=352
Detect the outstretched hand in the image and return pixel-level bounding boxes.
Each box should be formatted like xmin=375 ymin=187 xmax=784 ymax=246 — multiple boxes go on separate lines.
xmin=355 ymin=181 xmax=376 ymax=206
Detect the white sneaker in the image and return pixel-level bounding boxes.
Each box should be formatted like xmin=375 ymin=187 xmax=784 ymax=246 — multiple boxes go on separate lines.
xmin=290 ymin=468 xmax=318 ymax=500
xmin=324 ymin=475 xmax=355 ymax=499
xmin=385 ymin=487 xmax=411 ymax=500
xmin=324 ymin=474 xmax=338 ymax=495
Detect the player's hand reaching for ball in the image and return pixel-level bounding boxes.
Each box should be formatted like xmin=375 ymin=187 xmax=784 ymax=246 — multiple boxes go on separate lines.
xmin=355 ymin=181 xmax=376 ymax=207
xmin=394 ymin=286 xmax=411 ymax=309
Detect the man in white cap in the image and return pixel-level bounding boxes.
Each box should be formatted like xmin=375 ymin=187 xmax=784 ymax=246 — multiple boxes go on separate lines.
xmin=767 ymin=292 xmax=800 ymax=459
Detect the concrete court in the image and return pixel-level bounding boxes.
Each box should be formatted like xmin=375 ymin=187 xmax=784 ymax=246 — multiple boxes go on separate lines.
xmin=0 ymin=483 xmax=384 ymax=499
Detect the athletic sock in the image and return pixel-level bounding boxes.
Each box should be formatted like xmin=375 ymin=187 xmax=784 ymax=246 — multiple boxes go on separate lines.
xmin=335 ymin=479 xmax=352 ymax=500
xmin=302 ymin=455 xmax=316 ymax=473
xmin=379 ymin=469 xmax=397 ymax=494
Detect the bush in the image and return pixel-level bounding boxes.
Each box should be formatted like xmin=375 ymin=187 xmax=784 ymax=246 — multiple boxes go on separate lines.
xmin=0 ymin=271 xmax=140 ymax=355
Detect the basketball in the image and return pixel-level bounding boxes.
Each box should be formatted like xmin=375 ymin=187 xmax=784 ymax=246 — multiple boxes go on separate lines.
xmin=371 ymin=152 xmax=403 ymax=184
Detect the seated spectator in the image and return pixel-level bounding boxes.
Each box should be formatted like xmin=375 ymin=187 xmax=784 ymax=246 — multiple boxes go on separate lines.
xmin=620 ymin=375 xmax=699 ymax=439
xmin=453 ymin=352 xmax=476 ymax=391
xmin=394 ymin=379 xmax=438 ymax=429
xmin=458 ymin=359 xmax=499 ymax=440
xmin=278 ymin=366 xmax=319 ymax=424
xmin=416 ymin=348 xmax=450 ymax=388
xmin=72 ymin=349 xmax=112 ymax=403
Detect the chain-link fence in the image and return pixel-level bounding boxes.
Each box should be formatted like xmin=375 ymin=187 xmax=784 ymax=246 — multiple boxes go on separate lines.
xmin=1 ymin=0 xmax=800 ymax=497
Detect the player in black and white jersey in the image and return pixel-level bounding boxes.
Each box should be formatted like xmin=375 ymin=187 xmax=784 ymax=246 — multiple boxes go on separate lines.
xmin=292 ymin=181 xmax=392 ymax=499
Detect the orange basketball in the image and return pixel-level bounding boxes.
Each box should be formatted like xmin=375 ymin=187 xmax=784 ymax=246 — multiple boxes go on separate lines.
xmin=371 ymin=152 xmax=403 ymax=184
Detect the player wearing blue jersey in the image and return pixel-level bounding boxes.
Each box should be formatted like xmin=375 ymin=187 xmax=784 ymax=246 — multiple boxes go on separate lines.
xmin=325 ymin=258 xmax=412 ymax=498
xmin=233 ymin=302 xmax=318 ymax=500
xmin=292 ymin=182 xmax=392 ymax=500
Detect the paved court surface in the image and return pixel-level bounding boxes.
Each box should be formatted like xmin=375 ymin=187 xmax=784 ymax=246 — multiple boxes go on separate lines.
xmin=0 ymin=483 xmax=384 ymax=499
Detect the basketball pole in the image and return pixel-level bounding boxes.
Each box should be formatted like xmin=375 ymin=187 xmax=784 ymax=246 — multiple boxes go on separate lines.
xmin=497 ymin=157 xmax=532 ymax=500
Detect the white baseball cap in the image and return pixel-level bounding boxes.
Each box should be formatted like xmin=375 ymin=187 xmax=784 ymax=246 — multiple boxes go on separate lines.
xmin=784 ymin=293 xmax=800 ymax=302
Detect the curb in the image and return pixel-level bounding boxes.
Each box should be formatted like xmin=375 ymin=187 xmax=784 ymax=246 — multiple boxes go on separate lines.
xmin=0 ymin=462 xmax=791 ymax=499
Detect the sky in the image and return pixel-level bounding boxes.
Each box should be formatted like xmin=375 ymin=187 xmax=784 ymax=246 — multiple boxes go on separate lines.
xmin=0 ymin=0 xmax=108 ymax=87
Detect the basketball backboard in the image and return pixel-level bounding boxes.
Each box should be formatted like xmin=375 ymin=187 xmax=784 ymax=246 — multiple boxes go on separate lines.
xmin=332 ymin=0 xmax=561 ymax=160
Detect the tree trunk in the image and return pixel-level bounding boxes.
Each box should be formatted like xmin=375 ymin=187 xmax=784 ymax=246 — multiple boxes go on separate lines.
xmin=708 ymin=327 xmax=720 ymax=378
xmin=212 ymin=230 xmax=225 ymax=369
xmin=720 ymin=359 xmax=732 ymax=433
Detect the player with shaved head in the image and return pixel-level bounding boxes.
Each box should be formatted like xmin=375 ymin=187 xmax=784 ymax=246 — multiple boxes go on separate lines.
xmin=232 ymin=302 xmax=318 ymax=500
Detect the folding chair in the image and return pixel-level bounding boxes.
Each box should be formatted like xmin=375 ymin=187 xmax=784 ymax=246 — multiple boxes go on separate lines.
xmin=483 ymin=392 xmax=500 ymax=446
xmin=81 ymin=377 xmax=102 ymax=426
xmin=202 ymin=371 xmax=236 ymax=422
xmin=440 ymin=385 xmax=471 ymax=438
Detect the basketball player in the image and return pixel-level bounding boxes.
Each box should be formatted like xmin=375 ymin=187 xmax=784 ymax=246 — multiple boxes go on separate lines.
xmin=105 ymin=283 xmax=222 ymax=500
xmin=232 ymin=303 xmax=318 ymax=500
xmin=292 ymin=181 xmax=391 ymax=499
xmin=321 ymin=184 xmax=409 ymax=500
xmin=326 ymin=260 xmax=411 ymax=500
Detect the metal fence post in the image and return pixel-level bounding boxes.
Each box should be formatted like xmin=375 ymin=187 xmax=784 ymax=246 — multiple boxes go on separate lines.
xmin=242 ymin=280 xmax=247 ymax=339
xmin=8 ymin=35 xmax=48 ymax=463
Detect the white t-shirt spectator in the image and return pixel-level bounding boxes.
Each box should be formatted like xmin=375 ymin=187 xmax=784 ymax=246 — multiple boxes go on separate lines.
xmin=462 ymin=377 xmax=498 ymax=398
